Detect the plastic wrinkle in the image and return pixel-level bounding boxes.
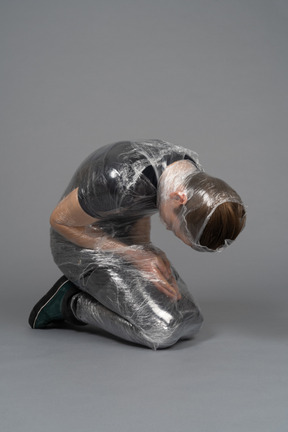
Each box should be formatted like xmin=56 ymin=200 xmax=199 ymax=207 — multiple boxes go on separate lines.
xmin=177 ymin=172 xmax=245 ymax=252
xmin=50 ymin=140 xmax=243 ymax=349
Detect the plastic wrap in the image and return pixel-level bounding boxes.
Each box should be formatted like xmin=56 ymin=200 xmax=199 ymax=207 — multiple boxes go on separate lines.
xmin=158 ymin=164 xmax=245 ymax=252
xmin=50 ymin=140 xmax=245 ymax=349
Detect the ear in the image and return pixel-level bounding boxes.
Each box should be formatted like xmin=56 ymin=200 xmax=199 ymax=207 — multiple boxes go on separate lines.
xmin=170 ymin=191 xmax=188 ymax=205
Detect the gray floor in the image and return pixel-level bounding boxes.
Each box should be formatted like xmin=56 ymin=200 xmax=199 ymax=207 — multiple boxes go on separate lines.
xmin=1 ymin=284 xmax=287 ymax=432
xmin=1 ymin=1 xmax=288 ymax=431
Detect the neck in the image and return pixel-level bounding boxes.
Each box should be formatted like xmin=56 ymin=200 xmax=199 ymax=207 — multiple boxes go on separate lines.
xmin=157 ymin=160 xmax=197 ymax=205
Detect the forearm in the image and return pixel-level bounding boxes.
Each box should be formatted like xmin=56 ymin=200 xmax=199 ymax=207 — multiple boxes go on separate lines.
xmin=51 ymin=216 xmax=151 ymax=257
xmin=51 ymin=222 xmax=102 ymax=250
xmin=49 ymin=188 xmax=179 ymax=299
xmin=50 ymin=186 xmax=154 ymax=261
xmin=51 ymin=216 xmax=180 ymax=299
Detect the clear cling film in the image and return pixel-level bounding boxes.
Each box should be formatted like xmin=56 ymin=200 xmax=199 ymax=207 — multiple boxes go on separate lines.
xmin=51 ymin=230 xmax=204 ymax=350
xmin=178 ymin=171 xmax=246 ymax=252
xmin=32 ymin=140 xmax=246 ymax=349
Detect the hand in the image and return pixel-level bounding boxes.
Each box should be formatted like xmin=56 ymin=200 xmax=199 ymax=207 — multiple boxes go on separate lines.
xmin=129 ymin=245 xmax=181 ymax=301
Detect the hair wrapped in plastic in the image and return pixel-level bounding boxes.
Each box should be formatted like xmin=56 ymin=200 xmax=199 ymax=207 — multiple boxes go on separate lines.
xmin=181 ymin=172 xmax=246 ymax=252
xmin=49 ymin=140 xmax=245 ymax=349
xmin=157 ymin=160 xmax=246 ymax=253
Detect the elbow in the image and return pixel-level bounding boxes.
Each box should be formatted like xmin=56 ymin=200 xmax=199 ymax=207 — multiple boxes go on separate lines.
xmin=49 ymin=211 xmax=55 ymax=229
xmin=49 ymin=212 xmax=67 ymax=239
xmin=50 ymin=208 xmax=61 ymax=232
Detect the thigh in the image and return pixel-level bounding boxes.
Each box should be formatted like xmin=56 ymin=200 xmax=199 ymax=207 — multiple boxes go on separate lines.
xmin=76 ymin=252 xmax=200 ymax=337
xmin=51 ymin=229 xmax=201 ymax=337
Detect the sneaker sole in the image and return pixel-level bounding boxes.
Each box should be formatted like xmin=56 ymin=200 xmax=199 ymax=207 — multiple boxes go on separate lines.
xmin=28 ymin=275 xmax=68 ymax=329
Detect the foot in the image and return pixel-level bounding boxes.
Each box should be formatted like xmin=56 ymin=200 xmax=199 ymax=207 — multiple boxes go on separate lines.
xmin=29 ymin=276 xmax=83 ymax=329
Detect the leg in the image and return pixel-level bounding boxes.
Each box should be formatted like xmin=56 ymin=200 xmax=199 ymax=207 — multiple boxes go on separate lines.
xmin=70 ymin=265 xmax=203 ymax=350
xmin=50 ymin=230 xmax=203 ymax=349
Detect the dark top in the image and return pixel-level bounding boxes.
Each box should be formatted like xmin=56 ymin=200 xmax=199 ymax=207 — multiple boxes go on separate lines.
xmin=62 ymin=140 xmax=201 ymax=237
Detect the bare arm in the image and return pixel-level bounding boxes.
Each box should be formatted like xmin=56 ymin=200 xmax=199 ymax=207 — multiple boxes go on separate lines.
xmin=50 ymin=188 xmax=151 ymax=249
xmin=50 ymin=188 xmax=180 ymax=300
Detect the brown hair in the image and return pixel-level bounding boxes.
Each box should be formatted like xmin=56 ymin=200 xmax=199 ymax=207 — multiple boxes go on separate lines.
xmin=197 ymin=202 xmax=246 ymax=250
xmin=182 ymin=172 xmax=246 ymax=250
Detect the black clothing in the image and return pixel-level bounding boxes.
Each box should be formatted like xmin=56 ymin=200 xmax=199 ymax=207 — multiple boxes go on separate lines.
xmin=70 ymin=140 xmax=199 ymax=220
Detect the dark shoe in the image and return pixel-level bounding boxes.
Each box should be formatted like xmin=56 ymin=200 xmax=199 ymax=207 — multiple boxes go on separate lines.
xmin=29 ymin=276 xmax=84 ymax=329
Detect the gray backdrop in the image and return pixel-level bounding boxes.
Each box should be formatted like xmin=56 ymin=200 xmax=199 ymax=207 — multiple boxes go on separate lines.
xmin=1 ymin=1 xmax=287 ymax=431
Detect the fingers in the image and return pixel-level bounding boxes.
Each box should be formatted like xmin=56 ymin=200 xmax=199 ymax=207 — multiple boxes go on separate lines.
xmin=150 ymin=268 xmax=181 ymax=301
xmin=154 ymin=257 xmax=182 ymax=300
xmin=169 ymin=275 xmax=182 ymax=300
xmin=155 ymin=254 xmax=172 ymax=279
xmin=135 ymin=248 xmax=182 ymax=300
xmin=153 ymin=279 xmax=178 ymax=300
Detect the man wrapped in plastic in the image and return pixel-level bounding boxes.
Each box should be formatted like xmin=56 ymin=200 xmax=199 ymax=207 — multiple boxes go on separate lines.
xmin=29 ymin=140 xmax=246 ymax=350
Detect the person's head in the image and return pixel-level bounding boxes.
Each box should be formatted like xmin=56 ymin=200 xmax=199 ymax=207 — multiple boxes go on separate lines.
xmin=158 ymin=162 xmax=246 ymax=252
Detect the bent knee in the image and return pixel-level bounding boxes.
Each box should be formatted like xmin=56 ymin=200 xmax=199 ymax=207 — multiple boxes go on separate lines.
xmin=140 ymin=306 xmax=204 ymax=350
